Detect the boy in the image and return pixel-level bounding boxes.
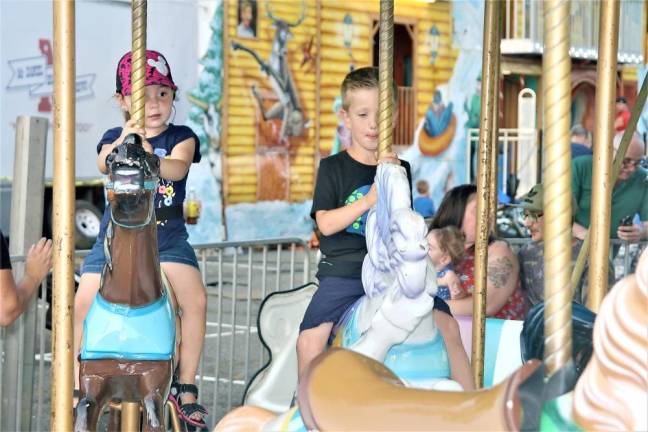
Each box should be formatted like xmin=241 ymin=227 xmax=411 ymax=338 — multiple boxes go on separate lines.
xmin=414 ymin=179 xmax=435 ymax=218
xmin=297 ymin=67 xmax=472 ymax=390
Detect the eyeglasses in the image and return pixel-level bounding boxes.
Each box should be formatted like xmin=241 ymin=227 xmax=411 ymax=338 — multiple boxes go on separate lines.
xmin=621 ymin=158 xmax=642 ymax=168
xmin=523 ymin=210 xmax=543 ymax=222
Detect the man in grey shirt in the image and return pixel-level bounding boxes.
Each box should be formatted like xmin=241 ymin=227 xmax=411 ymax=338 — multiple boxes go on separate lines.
xmin=513 ymin=184 xmax=614 ymax=306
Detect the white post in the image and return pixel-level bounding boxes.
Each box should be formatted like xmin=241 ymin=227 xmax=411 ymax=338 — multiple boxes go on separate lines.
xmin=1 ymin=116 xmax=48 ymax=432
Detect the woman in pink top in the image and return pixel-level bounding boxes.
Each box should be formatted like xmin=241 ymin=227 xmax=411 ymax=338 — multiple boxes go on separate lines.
xmin=428 ymin=184 xmax=527 ymax=320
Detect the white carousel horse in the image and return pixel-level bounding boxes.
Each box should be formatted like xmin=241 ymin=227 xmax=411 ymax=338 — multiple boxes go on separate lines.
xmin=242 ymin=163 xmax=523 ymax=414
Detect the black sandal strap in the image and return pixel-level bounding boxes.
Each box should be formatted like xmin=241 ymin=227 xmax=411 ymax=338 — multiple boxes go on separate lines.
xmin=170 ymin=382 xmax=199 ymax=398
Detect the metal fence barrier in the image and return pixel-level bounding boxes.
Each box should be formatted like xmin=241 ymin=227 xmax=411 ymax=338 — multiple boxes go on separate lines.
xmin=0 ymin=237 xmax=314 ymax=430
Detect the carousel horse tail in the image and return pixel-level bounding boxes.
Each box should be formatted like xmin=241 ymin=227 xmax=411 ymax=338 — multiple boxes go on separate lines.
xmin=212 ymin=405 xmax=277 ymax=432
xmin=298 ymin=347 xmax=540 ymax=431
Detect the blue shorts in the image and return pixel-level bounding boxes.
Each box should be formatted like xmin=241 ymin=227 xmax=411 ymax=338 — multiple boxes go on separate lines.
xmin=81 ymin=235 xmax=199 ymax=274
xmin=300 ymin=276 xmax=365 ymax=332
xmin=299 ymin=276 xmax=453 ymax=332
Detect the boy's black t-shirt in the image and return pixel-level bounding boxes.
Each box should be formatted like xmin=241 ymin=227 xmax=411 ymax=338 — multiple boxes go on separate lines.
xmin=311 ymin=151 xmax=412 ymax=279
xmin=0 ymin=231 xmax=11 ymax=270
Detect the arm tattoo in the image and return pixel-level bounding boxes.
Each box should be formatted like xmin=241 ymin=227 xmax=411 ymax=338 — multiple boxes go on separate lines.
xmin=488 ymin=256 xmax=514 ymax=288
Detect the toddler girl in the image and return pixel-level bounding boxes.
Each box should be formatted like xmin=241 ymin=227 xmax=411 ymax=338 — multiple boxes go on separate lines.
xmin=427 ymin=226 xmax=466 ymax=301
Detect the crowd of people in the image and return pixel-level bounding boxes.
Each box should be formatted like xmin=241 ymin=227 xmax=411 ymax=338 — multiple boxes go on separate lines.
xmin=300 ymin=65 xmax=647 ymax=388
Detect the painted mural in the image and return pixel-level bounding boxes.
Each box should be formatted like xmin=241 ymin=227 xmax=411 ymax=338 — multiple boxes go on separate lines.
xmin=401 ymin=0 xmax=483 ymax=208
xmin=184 ymin=0 xmax=479 ymax=242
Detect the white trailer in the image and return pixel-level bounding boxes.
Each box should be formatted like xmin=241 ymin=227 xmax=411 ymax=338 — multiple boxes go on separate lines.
xmin=0 ymin=0 xmax=201 ymax=247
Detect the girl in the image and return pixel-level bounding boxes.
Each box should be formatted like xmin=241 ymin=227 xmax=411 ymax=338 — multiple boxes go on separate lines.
xmin=74 ymin=50 xmax=208 ymax=429
xmin=427 ymin=226 xmax=466 ymax=301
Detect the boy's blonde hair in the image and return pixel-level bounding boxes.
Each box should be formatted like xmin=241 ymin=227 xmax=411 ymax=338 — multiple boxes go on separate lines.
xmin=341 ymin=66 xmax=398 ymax=111
xmin=429 ymin=226 xmax=465 ymax=265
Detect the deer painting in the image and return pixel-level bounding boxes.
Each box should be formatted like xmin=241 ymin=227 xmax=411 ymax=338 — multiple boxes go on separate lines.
xmin=231 ymin=0 xmax=307 ymax=144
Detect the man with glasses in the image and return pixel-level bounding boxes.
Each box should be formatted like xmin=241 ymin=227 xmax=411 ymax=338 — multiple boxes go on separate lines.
xmin=572 ymin=131 xmax=648 ymax=245
xmin=513 ymin=184 xmax=613 ymax=307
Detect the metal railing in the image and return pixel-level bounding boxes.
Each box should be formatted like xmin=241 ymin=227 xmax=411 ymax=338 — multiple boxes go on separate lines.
xmin=501 ymin=0 xmax=645 ymax=64
xmin=0 ymin=237 xmax=314 ymax=430
xmin=466 ymin=128 xmax=539 ymax=196
xmin=507 ymin=237 xmax=647 ymax=280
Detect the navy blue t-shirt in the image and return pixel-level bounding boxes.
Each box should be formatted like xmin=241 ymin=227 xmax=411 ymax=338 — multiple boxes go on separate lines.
xmin=96 ymin=124 xmax=201 ymax=250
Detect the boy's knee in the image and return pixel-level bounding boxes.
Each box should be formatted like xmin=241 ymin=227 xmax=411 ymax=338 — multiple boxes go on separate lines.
xmin=296 ymin=326 xmax=328 ymax=356
xmin=296 ymin=331 xmax=314 ymax=355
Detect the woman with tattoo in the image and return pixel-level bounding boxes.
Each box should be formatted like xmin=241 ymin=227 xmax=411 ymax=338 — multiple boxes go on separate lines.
xmin=429 ymin=184 xmax=527 ymax=319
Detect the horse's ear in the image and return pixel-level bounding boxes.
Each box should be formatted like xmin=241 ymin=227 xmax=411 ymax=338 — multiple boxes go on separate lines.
xmin=123 ymin=133 xmax=142 ymax=147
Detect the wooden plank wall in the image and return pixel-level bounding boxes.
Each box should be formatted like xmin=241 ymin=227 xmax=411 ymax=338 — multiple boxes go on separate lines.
xmin=224 ymin=0 xmax=457 ymax=204
xmin=225 ymin=0 xmax=318 ymax=204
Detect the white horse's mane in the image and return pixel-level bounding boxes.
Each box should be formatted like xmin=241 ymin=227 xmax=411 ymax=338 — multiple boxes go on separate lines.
xmin=352 ymin=163 xmax=439 ymax=362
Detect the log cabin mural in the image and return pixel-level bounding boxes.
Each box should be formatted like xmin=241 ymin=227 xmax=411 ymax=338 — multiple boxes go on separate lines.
xmin=185 ymin=0 xmax=645 ymax=242
xmin=222 ymin=0 xmax=457 ymax=206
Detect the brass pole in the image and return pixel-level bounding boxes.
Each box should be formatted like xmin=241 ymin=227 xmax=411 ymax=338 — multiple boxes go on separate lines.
xmin=588 ymin=0 xmax=620 ymax=312
xmin=377 ymin=0 xmax=394 ymax=159
xmin=489 ymin=7 xmax=502 ymax=232
xmin=50 ymin=1 xmax=75 ymax=430
xmin=542 ymin=0 xmax=573 ymax=376
xmin=571 ymin=72 xmax=648 ymax=297
xmin=130 ymin=0 xmax=148 ymax=129
xmin=120 ymin=0 xmax=148 ymax=423
xmin=472 ymin=0 xmax=501 ymax=389
xmin=121 ymin=401 xmax=141 ymax=431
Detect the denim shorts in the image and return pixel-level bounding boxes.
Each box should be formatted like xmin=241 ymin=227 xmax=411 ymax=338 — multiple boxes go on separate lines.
xmin=81 ymin=235 xmax=199 ymax=274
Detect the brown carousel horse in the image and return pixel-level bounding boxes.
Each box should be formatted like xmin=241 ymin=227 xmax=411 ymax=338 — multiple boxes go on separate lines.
xmin=75 ymin=134 xmax=178 ymax=431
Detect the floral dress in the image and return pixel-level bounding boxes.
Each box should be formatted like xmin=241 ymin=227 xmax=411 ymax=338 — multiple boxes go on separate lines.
xmin=455 ymin=246 xmax=527 ymax=320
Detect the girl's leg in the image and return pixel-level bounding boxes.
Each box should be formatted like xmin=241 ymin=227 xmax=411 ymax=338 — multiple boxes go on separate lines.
xmin=161 ymin=262 xmax=207 ymax=420
xmin=73 ymin=273 xmax=102 ymax=391
xmin=434 ymin=310 xmax=475 ymax=391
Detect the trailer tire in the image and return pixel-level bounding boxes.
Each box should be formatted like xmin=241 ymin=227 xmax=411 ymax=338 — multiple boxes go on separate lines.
xmin=73 ymin=199 xmax=102 ymax=250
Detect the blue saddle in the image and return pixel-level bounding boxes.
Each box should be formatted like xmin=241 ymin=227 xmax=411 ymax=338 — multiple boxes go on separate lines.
xmin=337 ymin=300 xmax=451 ymax=382
xmin=80 ymin=291 xmax=175 ymax=361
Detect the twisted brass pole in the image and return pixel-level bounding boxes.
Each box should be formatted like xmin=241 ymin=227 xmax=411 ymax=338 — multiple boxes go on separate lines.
xmin=588 ymin=0 xmax=620 ymax=312
xmin=377 ymin=0 xmax=394 ymax=159
xmin=542 ymin=0 xmax=573 ymax=376
xmin=472 ymin=0 xmax=502 ymax=389
xmin=489 ymin=7 xmax=501 ymax=232
xmin=51 ymin=1 xmax=75 ymax=430
xmin=130 ymin=0 xmax=148 ymax=130
xmin=119 ymin=0 xmax=147 ymax=425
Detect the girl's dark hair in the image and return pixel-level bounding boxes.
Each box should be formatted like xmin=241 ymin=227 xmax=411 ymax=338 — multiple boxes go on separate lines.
xmin=429 ymin=184 xmax=477 ymax=231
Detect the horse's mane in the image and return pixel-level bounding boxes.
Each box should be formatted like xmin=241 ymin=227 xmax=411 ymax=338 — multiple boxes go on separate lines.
xmin=572 ymin=248 xmax=648 ymax=431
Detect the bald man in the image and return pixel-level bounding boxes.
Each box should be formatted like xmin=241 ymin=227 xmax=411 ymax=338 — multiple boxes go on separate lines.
xmin=572 ymin=132 xmax=648 ymax=243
